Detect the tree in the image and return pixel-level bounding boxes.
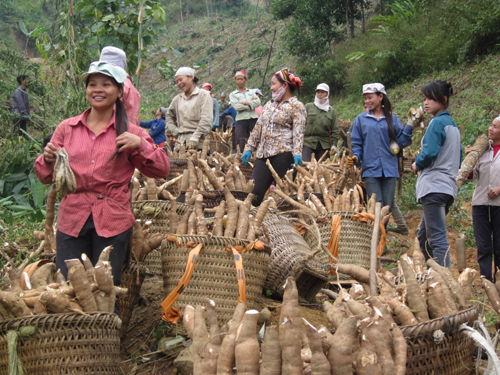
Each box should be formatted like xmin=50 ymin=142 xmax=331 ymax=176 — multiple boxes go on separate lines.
xmin=271 ymin=0 xmax=367 ymax=57
xmin=36 ymin=0 xmax=177 ymax=88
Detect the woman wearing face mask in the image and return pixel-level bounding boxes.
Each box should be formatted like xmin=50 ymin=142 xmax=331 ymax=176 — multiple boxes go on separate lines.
xmin=349 ymin=83 xmax=414 ymax=217
xmin=35 ymin=61 xmax=169 ymax=297
xmin=242 ymin=68 xmax=306 ymax=206
xmin=165 ymin=67 xmax=213 ymax=151
xmin=302 ymin=83 xmax=338 ymax=162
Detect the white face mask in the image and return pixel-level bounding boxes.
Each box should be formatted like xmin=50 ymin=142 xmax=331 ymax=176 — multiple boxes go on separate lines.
xmin=314 ymin=96 xmax=330 ymax=111
xmin=272 ymin=86 xmax=286 ymax=102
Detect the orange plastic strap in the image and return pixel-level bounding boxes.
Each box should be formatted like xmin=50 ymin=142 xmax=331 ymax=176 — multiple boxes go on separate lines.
xmin=161 ymin=243 xmax=203 ymax=323
xmin=327 ymin=214 xmax=342 ymax=260
xmin=352 ymin=213 xmax=387 ymax=256
xmin=228 ymin=245 xmax=247 ymax=306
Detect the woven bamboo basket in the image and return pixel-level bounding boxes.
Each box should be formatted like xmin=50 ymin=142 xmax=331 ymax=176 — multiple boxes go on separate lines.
xmin=261 ymin=214 xmax=329 ymax=301
xmin=303 ymin=211 xmax=373 ymax=279
xmin=143 ymin=249 xmax=162 ymax=275
xmin=209 ymin=140 xmax=231 ymax=156
xmin=119 ymin=261 xmax=147 ymax=339
xmin=0 ymin=312 xmax=121 ymax=375
xmin=161 ymin=234 xmax=271 ymax=323
xmin=239 ymin=165 xmax=253 ymax=181
xmin=131 ymin=200 xmax=191 ymax=236
xmin=401 ymin=306 xmax=478 ymax=375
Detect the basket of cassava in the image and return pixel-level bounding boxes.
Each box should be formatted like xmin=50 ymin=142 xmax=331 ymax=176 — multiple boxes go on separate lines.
xmin=161 ymin=234 xmax=271 ymax=323
xmin=303 ymin=211 xmax=375 ymax=279
xmin=0 ymin=312 xmax=121 ymax=375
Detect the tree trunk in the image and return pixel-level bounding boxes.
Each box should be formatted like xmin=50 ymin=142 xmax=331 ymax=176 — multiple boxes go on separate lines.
xmin=361 ymin=0 xmax=365 ymax=33
xmin=380 ymin=0 xmax=383 ymax=13
xmin=179 ymin=0 xmax=184 ymax=28
xmin=261 ymin=28 xmax=277 ymax=90
xmin=205 ymin=0 xmax=210 ymax=18
xmin=349 ymin=0 xmax=355 ymax=39
xmin=346 ymin=0 xmax=350 ymax=40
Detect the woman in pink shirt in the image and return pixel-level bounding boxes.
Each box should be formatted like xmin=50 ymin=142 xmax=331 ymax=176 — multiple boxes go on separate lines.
xmin=36 ymin=61 xmax=169 ymax=301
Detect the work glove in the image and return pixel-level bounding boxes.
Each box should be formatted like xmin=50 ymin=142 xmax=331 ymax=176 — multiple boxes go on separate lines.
xmin=294 ymin=155 xmax=303 ymax=167
xmin=22 ymin=114 xmax=30 ymax=121
xmin=187 ymin=139 xmax=198 ymax=150
xmin=346 ymin=155 xmax=357 ymax=168
xmin=212 ymin=124 xmax=217 ymax=131
xmin=242 ymin=151 xmax=252 ymax=166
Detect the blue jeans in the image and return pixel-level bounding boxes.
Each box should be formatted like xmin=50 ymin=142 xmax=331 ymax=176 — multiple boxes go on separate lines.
xmin=417 ymin=193 xmax=454 ymax=268
xmin=363 ymin=177 xmax=398 ymax=211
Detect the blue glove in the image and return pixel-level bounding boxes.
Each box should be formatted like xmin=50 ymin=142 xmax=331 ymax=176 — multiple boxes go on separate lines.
xmin=22 ymin=114 xmax=30 ymax=121
xmin=242 ymin=151 xmax=252 ymax=166
xmin=212 ymin=124 xmax=217 ymax=131
xmin=294 ymin=155 xmax=303 ymax=167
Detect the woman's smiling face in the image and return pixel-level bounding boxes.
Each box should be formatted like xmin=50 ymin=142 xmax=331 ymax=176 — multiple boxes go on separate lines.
xmin=86 ymin=73 xmax=122 ymax=110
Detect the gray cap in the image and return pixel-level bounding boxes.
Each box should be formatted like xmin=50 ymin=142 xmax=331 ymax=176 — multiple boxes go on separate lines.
xmin=100 ymin=46 xmax=127 ymax=71
xmin=160 ymin=107 xmax=168 ymax=116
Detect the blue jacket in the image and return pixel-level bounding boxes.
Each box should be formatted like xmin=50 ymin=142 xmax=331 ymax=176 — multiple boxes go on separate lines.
xmin=140 ymin=118 xmax=166 ymax=145
xmin=416 ymin=111 xmax=462 ymax=201
xmin=351 ymin=110 xmax=413 ymax=178
xmin=221 ymin=106 xmax=237 ymax=126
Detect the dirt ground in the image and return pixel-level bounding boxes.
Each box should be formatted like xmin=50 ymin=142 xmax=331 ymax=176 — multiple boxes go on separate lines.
xmin=119 ymin=205 xmax=491 ymax=374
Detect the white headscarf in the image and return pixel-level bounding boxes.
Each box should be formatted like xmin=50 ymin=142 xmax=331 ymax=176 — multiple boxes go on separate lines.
xmin=175 ymin=67 xmax=195 ymax=77
xmin=314 ymin=83 xmax=331 ymax=112
xmin=496 ymin=115 xmax=500 ymax=122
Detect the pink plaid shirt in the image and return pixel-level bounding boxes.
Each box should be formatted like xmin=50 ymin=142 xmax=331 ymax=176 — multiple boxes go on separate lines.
xmin=123 ymin=76 xmax=140 ymax=125
xmin=35 ymin=108 xmax=169 ymax=238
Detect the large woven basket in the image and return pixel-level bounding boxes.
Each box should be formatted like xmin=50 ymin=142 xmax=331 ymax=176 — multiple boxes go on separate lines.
xmin=119 ymin=261 xmax=147 ymax=339
xmin=131 ymin=200 xmax=191 ymax=236
xmin=202 ymin=190 xmax=249 ymax=210
xmin=144 ymin=249 xmax=162 ymax=275
xmin=401 ymin=306 xmax=478 ymax=375
xmin=303 ymin=211 xmax=373 ymax=279
xmin=209 ymin=140 xmax=230 ymax=156
xmin=262 ymin=214 xmax=329 ymax=301
xmin=161 ymin=234 xmax=271 ymax=323
xmin=0 ymin=312 xmax=121 ymax=375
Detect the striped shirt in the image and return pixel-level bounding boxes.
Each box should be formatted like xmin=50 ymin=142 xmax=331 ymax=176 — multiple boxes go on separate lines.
xmin=35 ymin=108 xmax=170 ymax=238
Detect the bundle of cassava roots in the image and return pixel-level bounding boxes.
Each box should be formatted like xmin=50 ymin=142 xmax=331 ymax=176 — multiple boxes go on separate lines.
xmin=182 ymin=276 xmax=407 ymax=375
xmin=0 ymin=247 xmax=128 ymax=320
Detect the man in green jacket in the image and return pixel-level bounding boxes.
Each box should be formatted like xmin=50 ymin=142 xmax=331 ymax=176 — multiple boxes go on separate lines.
xmin=302 ymin=83 xmax=339 ymax=161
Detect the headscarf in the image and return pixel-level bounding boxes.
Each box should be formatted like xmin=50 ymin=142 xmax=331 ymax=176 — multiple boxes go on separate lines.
xmin=275 ymin=68 xmax=303 ymax=87
xmin=496 ymin=115 xmax=500 ymax=122
xmin=202 ymin=83 xmax=212 ymax=91
xmin=235 ymin=70 xmax=247 ymax=79
xmin=314 ymin=83 xmax=331 ymax=112
xmin=175 ymin=67 xmax=195 ymax=77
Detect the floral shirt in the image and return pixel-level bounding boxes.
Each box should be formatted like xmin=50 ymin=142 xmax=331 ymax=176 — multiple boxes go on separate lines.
xmin=244 ymin=97 xmax=306 ymax=158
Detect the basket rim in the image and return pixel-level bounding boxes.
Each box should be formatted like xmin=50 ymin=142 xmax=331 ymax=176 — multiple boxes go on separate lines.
xmin=400 ymin=306 xmax=478 ymax=339
xmin=0 ymin=312 xmax=120 ymax=332
xmin=163 ymin=233 xmax=272 ymax=256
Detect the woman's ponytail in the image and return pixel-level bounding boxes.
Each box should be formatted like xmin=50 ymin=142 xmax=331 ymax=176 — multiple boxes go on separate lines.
xmin=115 ymin=97 xmax=128 ymax=137
xmin=381 ymin=93 xmax=396 ymax=143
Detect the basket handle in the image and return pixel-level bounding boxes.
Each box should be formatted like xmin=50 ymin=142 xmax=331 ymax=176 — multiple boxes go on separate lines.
xmin=161 ymin=243 xmax=203 ymax=323
xmin=227 ymin=245 xmax=247 ymax=306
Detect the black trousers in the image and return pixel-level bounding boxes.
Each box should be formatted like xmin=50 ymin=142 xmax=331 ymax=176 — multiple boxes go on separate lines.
xmin=235 ymin=118 xmax=257 ymax=153
xmin=13 ymin=118 xmax=27 ymax=137
xmin=251 ymin=152 xmax=294 ymax=206
xmin=56 ymin=214 xmax=131 ymax=287
xmin=302 ymin=143 xmax=330 ymax=162
xmin=473 ymin=205 xmax=500 ymax=282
